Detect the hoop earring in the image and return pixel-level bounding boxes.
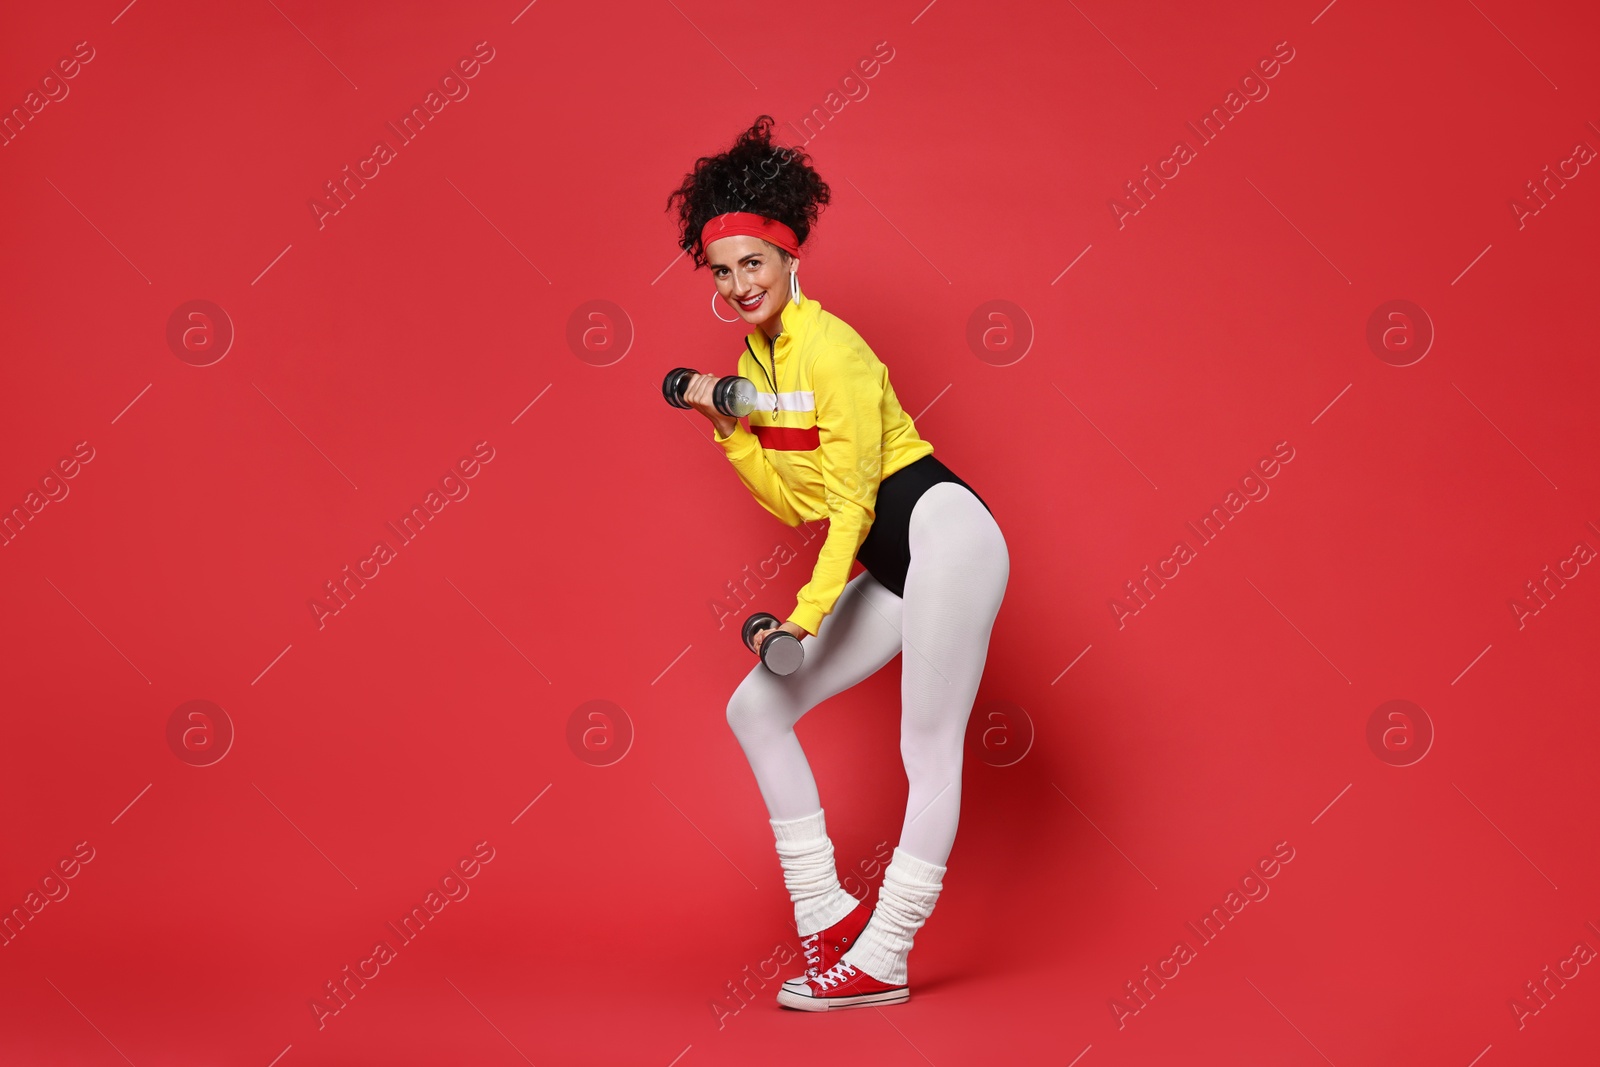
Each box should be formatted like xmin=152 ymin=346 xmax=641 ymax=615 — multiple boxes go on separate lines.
xmin=711 ymin=290 xmax=741 ymax=323
xmin=790 ymin=267 xmax=802 ymax=303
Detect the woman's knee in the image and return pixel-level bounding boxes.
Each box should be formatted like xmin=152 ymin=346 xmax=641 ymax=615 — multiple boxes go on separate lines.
xmin=898 ymin=712 xmax=969 ymax=766
xmin=725 ymin=682 xmax=756 ymax=738
xmin=726 ymin=673 xmax=788 ymax=739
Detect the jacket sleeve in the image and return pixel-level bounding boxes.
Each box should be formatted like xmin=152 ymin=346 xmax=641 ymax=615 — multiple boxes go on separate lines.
xmin=788 ymin=344 xmax=884 ymax=636
xmin=715 ymin=420 xmax=807 ymax=527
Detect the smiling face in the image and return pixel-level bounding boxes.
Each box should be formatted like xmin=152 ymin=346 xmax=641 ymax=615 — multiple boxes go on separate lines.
xmin=705 ymin=234 xmax=796 ymax=338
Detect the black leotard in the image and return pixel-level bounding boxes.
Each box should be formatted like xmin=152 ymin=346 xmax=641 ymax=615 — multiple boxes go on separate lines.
xmin=854 ymin=454 xmax=993 ymax=598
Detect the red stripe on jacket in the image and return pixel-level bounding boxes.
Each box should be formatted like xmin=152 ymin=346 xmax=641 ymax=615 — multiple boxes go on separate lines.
xmin=752 ymin=424 xmax=821 ymax=452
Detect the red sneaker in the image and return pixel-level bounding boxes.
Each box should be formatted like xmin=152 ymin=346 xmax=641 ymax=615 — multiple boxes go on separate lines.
xmin=789 ymin=900 xmax=872 ymax=985
xmin=777 ymin=959 xmax=910 ymax=1011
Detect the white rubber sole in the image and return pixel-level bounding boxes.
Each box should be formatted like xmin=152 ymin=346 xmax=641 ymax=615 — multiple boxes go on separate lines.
xmin=776 ymin=985 xmax=910 ymax=1011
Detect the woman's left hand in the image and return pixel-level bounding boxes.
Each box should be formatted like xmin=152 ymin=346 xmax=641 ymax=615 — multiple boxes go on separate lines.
xmin=753 ymin=619 xmax=809 ymax=652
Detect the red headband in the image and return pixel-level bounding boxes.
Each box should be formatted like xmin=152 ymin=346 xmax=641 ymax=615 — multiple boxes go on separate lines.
xmin=700 ymin=212 xmax=801 ymax=258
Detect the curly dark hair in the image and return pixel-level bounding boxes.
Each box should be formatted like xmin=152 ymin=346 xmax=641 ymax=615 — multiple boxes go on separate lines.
xmin=665 ymin=115 xmax=832 ymax=269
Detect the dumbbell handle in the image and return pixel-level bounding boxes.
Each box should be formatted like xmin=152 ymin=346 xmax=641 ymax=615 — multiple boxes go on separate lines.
xmin=663 ymin=368 xmax=758 ymax=418
xmin=744 ymin=611 xmax=804 ymax=675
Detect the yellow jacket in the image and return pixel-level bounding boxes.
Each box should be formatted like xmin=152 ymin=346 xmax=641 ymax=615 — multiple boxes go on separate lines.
xmin=713 ymin=291 xmax=934 ymax=636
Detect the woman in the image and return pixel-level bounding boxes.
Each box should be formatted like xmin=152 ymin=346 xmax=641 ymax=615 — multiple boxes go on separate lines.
xmin=664 ymin=116 xmax=1009 ymax=1011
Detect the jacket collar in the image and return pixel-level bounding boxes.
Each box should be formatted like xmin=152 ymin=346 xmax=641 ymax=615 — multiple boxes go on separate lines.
xmin=752 ymin=291 xmax=819 ymax=361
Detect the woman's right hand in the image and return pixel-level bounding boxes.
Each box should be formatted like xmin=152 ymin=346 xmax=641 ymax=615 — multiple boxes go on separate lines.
xmin=683 ymin=372 xmax=738 ymax=438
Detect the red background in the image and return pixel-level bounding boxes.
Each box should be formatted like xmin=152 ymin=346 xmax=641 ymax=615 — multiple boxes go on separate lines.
xmin=3 ymin=1 xmax=1598 ymax=1064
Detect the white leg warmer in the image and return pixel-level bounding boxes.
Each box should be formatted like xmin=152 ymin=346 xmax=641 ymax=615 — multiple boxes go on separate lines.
xmin=771 ymin=808 xmax=862 ymax=935
xmin=839 ymin=846 xmax=947 ymax=986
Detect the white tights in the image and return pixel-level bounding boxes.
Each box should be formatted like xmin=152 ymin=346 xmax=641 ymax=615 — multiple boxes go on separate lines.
xmin=726 ymin=482 xmax=1009 ymax=868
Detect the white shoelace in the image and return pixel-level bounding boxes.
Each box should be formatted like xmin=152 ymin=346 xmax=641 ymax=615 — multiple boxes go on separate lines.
xmin=800 ymin=932 xmax=822 ymax=975
xmin=814 ymin=961 xmax=856 ymax=990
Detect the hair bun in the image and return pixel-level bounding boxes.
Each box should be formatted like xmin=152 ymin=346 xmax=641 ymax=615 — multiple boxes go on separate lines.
xmin=666 ymin=115 xmax=832 ymax=269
